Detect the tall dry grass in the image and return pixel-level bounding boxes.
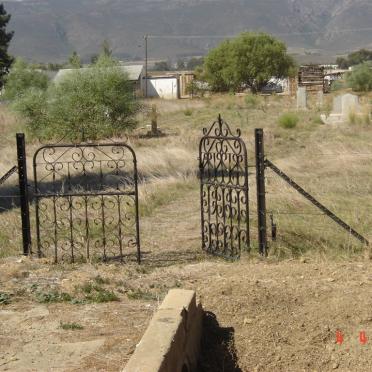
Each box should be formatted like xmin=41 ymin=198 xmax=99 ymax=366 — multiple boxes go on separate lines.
xmin=1 ymin=91 xmax=372 ymax=259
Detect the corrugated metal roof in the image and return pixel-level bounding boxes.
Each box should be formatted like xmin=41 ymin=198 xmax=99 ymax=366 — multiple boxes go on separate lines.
xmin=54 ymin=64 xmax=144 ymax=82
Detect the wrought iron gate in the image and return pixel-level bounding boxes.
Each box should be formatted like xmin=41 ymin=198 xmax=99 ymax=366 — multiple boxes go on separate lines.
xmin=199 ymin=115 xmax=250 ymax=259
xmin=33 ymin=142 xmax=140 ymax=263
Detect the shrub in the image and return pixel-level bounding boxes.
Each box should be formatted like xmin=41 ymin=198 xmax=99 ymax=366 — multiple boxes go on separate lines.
xmin=3 ymin=58 xmax=49 ymax=100
xmin=346 ymin=62 xmax=372 ymax=92
xmin=278 ymin=112 xmax=299 ymax=129
xmin=330 ymin=80 xmax=346 ymax=92
xmin=12 ymin=55 xmax=140 ymax=141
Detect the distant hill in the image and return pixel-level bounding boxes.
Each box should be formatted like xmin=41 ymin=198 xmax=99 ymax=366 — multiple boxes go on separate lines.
xmin=4 ymin=0 xmax=372 ymax=63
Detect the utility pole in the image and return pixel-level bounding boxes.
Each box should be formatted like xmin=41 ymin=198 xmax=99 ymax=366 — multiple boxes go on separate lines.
xmin=144 ymin=34 xmax=148 ymax=98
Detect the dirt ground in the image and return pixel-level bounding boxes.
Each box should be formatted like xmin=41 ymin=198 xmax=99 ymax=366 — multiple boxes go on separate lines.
xmin=2 ymin=256 xmax=372 ymax=371
xmin=2 ymin=189 xmax=372 ymax=372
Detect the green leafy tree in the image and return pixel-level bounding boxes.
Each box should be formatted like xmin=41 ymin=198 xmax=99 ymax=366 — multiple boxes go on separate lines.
xmin=186 ymin=57 xmax=204 ymax=70
xmin=153 ymin=61 xmax=171 ymax=71
xmin=203 ymin=32 xmax=295 ymax=93
xmin=3 ymin=58 xmax=49 ymax=100
xmin=0 ymin=4 xmax=14 ymax=87
xmin=346 ymin=62 xmax=372 ymax=92
xmin=13 ymin=57 xmax=140 ymax=140
xmin=336 ymin=49 xmax=372 ymax=69
xmin=68 ymin=51 xmax=82 ymax=68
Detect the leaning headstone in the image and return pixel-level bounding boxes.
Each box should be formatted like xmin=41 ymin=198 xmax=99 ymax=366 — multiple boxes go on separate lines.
xmin=321 ymin=93 xmax=361 ymax=124
xmin=296 ymin=87 xmax=307 ymax=110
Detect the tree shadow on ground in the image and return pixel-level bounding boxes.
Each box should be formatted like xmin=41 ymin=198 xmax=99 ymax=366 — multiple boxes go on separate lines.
xmin=198 ymin=311 xmax=242 ymax=372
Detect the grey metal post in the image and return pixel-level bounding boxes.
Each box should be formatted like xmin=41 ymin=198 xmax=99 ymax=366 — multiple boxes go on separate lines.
xmin=255 ymin=128 xmax=267 ymax=256
xmin=16 ymin=133 xmax=31 ymax=255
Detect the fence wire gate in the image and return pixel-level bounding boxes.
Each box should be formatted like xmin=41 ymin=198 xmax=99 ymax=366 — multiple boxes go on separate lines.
xmin=199 ymin=115 xmax=250 ymax=259
xmin=264 ymin=149 xmax=372 ymax=250
xmin=33 ymin=143 xmax=140 ymax=263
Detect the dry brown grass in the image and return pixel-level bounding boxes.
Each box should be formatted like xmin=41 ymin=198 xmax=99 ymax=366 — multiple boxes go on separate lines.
xmin=1 ymin=92 xmax=372 ymax=259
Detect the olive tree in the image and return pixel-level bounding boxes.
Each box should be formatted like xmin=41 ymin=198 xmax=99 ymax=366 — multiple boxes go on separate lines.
xmin=203 ymin=32 xmax=295 ymax=93
xmin=12 ymin=55 xmax=140 ymax=141
xmin=347 ymin=62 xmax=372 ymax=92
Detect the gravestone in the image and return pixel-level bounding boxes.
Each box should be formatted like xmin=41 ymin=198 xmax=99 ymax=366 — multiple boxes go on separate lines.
xmin=150 ymin=104 xmax=158 ymax=135
xmin=296 ymin=87 xmax=307 ymax=110
xmin=142 ymin=104 xmax=165 ymax=137
xmin=341 ymin=93 xmax=360 ymax=118
xmin=321 ymin=93 xmax=361 ymax=124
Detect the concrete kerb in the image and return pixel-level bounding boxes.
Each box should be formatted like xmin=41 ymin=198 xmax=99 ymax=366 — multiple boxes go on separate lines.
xmin=123 ymin=289 xmax=203 ymax=372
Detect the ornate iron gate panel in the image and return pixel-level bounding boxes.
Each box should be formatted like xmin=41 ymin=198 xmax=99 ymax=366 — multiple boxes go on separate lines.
xmin=33 ymin=143 xmax=140 ymax=263
xmin=199 ymin=116 xmax=250 ymax=259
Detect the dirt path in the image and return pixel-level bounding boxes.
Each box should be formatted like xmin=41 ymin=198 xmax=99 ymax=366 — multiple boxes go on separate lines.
xmin=140 ymin=187 xmax=205 ymax=266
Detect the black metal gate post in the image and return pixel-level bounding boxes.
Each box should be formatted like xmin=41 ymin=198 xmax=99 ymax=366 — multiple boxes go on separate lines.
xmin=16 ymin=133 xmax=31 ymax=255
xmin=255 ymin=128 xmax=267 ymax=256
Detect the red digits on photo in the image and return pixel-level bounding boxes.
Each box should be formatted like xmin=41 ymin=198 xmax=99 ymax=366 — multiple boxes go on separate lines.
xmin=360 ymin=331 xmax=367 ymax=345
xmin=336 ymin=330 xmax=344 ymax=345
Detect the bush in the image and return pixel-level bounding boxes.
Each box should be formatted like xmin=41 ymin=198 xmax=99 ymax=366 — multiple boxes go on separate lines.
xmin=12 ymin=55 xmax=140 ymax=141
xmin=346 ymin=62 xmax=372 ymax=92
xmin=202 ymin=32 xmax=295 ymax=93
xmin=330 ymin=80 xmax=346 ymax=92
xmin=278 ymin=112 xmax=299 ymax=129
xmin=3 ymin=58 xmax=49 ymax=100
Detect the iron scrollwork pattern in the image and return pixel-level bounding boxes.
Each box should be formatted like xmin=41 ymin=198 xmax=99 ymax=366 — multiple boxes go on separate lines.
xmin=199 ymin=115 xmax=250 ymax=259
xmin=33 ymin=143 xmax=140 ymax=263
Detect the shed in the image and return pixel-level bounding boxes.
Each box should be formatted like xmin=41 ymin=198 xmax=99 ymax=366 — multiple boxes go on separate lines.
xmin=54 ymin=65 xmax=144 ymax=93
xmin=145 ymin=71 xmax=195 ymax=99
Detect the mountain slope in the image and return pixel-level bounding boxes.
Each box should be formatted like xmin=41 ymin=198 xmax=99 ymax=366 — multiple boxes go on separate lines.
xmin=4 ymin=0 xmax=372 ymax=62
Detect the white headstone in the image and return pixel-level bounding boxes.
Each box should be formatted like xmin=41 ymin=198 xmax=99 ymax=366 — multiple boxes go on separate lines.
xmin=297 ymin=87 xmax=307 ymax=110
xmin=341 ymin=93 xmax=360 ymax=119
xmin=321 ymin=93 xmax=362 ymax=124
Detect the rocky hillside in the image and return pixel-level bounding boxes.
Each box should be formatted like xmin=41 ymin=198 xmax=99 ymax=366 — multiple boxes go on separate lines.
xmin=4 ymin=0 xmax=372 ymax=62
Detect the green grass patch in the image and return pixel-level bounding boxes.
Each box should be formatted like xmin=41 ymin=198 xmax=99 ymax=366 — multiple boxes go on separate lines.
xmin=76 ymin=282 xmax=119 ymax=303
xmin=35 ymin=291 xmax=73 ymax=303
xmin=60 ymin=321 xmax=84 ymax=330
xmin=0 ymin=292 xmax=11 ymax=305
xmin=127 ymin=289 xmax=158 ymax=301
xmin=278 ymin=112 xmax=299 ymax=129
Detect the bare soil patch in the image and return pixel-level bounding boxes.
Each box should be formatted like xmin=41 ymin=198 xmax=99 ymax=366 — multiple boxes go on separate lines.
xmin=2 ymin=257 xmax=372 ymax=371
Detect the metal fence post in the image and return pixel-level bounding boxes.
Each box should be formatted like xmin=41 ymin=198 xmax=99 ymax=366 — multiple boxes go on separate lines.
xmin=255 ymin=128 xmax=268 ymax=256
xmin=16 ymin=133 xmax=31 ymax=255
